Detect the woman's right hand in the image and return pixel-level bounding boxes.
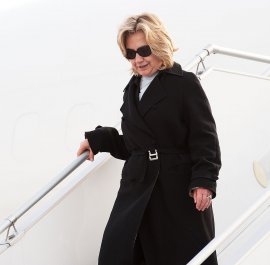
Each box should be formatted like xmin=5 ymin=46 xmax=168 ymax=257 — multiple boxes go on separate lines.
xmin=77 ymin=139 xmax=94 ymax=161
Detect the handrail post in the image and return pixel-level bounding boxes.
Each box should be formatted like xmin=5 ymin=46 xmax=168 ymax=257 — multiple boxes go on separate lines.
xmin=184 ymin=44 xmax=214 ymax=71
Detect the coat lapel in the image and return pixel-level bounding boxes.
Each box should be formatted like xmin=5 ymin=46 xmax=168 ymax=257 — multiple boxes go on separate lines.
xmin=137 ymin=75 xmax=166 ymax=117
xmin=136 ymin=62 xmax=183 ymax=117
xmin=120 ymin=63 xmax=184 ymax=141
xmin=120 ymin=76 xmax=155 ymax=139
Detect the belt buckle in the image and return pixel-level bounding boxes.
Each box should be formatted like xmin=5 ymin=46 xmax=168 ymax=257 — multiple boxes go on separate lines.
xmin=148 ymin=149 xmax=158 ymax=161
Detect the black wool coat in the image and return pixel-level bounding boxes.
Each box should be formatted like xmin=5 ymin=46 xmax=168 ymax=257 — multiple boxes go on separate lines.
xmin=85 ymin=63 xmax=221 ymax=265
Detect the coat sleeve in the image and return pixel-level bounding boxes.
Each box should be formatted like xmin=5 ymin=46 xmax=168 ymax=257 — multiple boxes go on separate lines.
xmin=183 ymin=73 xmax=221 ymax=198
xmin=84 ymin=126 xmax=130 ymax=160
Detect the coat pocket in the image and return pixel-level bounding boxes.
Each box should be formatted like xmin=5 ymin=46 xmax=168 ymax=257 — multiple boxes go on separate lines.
xmin=121 ymin=155 xmax=147 ymax=183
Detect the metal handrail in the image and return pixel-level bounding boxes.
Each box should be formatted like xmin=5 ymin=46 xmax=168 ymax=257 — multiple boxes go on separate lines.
xmin=187 ymin=189 xmax=270 ymax=265
xmin=0 ymin=151 xmax=89 ymax=237
xmin=184 ymin=44 xmax=270 ymax=71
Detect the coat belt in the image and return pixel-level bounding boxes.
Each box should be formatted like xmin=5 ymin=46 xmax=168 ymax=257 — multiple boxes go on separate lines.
xmin=131 ymin=148 xmax=189 ymax=161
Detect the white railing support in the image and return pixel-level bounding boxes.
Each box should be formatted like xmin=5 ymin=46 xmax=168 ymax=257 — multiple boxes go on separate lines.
xmin=186 ymin=189 xmax=270 ymax=265
xmin=184 ymin=44 xmax=270 ymax=71
xmin=184 ymin=45 xmax=213 ymax=71
xmin=0 ymin=151 xmax=89 ymax=237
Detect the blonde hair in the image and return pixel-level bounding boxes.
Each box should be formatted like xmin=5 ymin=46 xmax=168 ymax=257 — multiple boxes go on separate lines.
xmin=117 ymin=13 xmax=177 ymax=74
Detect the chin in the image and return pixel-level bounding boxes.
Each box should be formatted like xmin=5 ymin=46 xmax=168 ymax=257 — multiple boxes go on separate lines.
xmin=138 ymin=70 xmax=151 ymax=76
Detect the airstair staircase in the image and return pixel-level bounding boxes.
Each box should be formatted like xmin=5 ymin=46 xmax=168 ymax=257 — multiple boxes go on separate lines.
xmin=1 ymin=45 xmax=270 ymax=265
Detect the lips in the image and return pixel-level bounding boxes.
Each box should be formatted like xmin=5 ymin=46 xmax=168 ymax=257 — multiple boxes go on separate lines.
xmin=138 ymin=63 xmax=149 ymax=69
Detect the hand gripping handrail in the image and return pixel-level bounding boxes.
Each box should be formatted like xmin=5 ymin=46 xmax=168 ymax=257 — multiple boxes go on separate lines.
xmin=0 ymin=151 xmax=89 ymax=238
xmin=184 ymin=44 xmax=270 ymax=71
xmin=186 ymin=189 xmax=270 ymax=265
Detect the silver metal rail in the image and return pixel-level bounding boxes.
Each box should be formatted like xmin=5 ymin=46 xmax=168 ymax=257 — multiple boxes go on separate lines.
xmin=184 ymin=44 xmax=270 ymax=71
xmin=187 ymin=189 xmax=270 ymax=265
xmin=0 ymin=151 xmax=89 ymax=238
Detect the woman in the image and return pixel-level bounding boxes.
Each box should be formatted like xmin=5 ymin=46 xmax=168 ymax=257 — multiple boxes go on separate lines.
xmin=77 ymin=13 xmax=221 ymax=265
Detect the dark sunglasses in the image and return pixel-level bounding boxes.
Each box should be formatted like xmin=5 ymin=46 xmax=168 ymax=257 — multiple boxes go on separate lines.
xmin=125 ymin=45 xmax=152 ymax=59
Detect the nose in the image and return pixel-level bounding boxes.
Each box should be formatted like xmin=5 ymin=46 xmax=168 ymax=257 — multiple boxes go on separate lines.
xmin=134 ymin=53 xmax=144 ymax=63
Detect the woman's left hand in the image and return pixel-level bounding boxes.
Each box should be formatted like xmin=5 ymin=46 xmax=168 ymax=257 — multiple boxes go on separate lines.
xmin=192 ymin=188 xmax=213 ymax=211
